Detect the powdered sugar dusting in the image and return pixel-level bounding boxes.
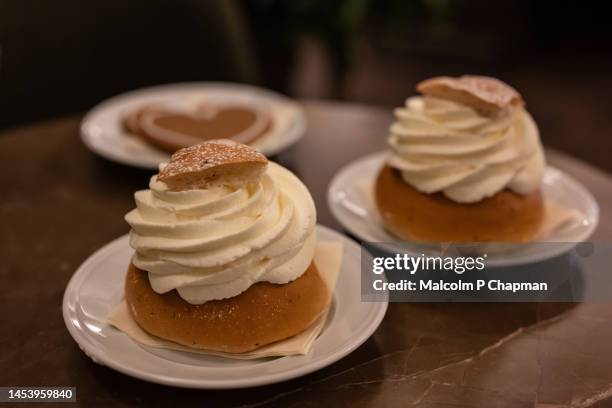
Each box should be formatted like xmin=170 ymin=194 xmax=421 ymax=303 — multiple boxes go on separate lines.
xmin=417 ymin=75 xmax=523 ymax=111
xmin=158 ymin=140 xmax=267 ymax=182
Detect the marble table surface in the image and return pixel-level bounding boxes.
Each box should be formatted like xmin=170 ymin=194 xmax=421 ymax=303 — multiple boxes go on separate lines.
xmin=2 ymin=100 xmax=612 ymax=407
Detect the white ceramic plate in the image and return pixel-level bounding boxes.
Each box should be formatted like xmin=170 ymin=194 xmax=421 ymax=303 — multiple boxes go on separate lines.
xmin=81 ymin=82 xmax=306 ymax=169
xmin=62 ymin=225 xmax=388 ymax=389
xmin=328 ymin=151 xmax=599 ymax=267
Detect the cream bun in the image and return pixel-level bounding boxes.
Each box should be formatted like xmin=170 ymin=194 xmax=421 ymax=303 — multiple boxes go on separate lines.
xmin=124 ymin=140 xmax=326 ymax=352
xmin=375 ymin=75 xmax=546 ymax=242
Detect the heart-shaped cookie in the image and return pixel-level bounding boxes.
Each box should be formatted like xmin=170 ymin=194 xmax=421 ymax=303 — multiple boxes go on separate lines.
xmin=124 ymin=104 xmax=272 ymax=153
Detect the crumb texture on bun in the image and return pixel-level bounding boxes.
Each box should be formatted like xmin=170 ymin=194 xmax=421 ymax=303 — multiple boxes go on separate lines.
xmin=157 ymin=140 xmax=268 ymax=191
xmin=125 ymin=262 xmax=329 ymax=353
xmin=417 ymin=75 xmax=523 ymax=114
xmin=375 ymin=165 xmax=544 ymax=242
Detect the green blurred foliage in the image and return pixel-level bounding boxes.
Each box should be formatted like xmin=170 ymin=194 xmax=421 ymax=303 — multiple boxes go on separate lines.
xmin=245 ymin=0 xmax=453 ymax=76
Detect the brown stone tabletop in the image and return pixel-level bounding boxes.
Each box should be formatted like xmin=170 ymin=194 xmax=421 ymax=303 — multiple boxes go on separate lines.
xmin=2 ymin=100 xmax=612 ymax=407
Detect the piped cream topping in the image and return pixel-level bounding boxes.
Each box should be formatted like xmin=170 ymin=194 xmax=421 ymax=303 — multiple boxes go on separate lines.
xmin=125 ymin=162 xmax=316 ymax=304
xmin=387 ymin=96 xmax=545 ymax=203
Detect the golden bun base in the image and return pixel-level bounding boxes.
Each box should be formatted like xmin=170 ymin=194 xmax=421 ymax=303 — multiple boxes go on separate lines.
xmin=375 ymin=165 xmax=544 ymax=242
xmin=125 ymin=262 xmax=328 ymax=353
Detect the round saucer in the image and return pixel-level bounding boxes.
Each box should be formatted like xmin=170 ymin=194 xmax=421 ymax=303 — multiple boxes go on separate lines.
xmin=62 ymin=225 xmax=388 ymax=389
xmin=328 ymin=151 xmax=599 ymax=267
xmin=80 ymin=82 xmax=306 ymax=169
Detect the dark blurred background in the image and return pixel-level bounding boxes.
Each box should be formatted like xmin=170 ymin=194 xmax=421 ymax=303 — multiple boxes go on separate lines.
xmin=1 ymin=0 xmax=611 ymax=171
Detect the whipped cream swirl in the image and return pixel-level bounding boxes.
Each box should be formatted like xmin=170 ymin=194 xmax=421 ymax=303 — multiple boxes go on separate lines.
xmin=125 ymin=162 xmax=316 ymax=304
xmin=387 ymin=96 xmax=545 ymax=203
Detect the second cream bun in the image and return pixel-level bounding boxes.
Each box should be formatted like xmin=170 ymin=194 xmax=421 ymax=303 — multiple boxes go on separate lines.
xmin=375 ymin=165 xmax=544 ymax=242
xmin=125 ymin=262 xmax=329 ymax=353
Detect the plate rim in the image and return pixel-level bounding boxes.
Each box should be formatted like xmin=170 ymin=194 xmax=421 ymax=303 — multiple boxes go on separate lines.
xmin=62 ymin=224 xmax=388 ymax=389
xmin=80 ymin=81 xmax=307 ymax=169
xmin=327 ymin=150 xmax=600 ymax=266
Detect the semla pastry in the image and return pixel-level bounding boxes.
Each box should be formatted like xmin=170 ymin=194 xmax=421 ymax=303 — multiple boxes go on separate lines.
xmin=375 ymin=75 xmax=545 ymax=242
xmin=124 ymin=140 xmax=327 ymax=353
